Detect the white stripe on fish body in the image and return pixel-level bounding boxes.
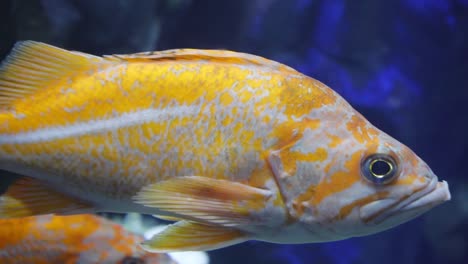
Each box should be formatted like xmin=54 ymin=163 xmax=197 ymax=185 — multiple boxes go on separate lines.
xmin=0 ymin=42 xmax=452 ymax=252
xmin=0 ymin=86 xmax=288 ymax=202
xmin=0 ymin=106 xmax=199 ymax=144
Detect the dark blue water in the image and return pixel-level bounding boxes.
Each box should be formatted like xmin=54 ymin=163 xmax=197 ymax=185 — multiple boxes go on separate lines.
xmin=0 ymin=1 xmax=466 ymax=263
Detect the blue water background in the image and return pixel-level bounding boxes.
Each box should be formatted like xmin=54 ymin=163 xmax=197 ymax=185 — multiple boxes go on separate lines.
xmin=0 ymin=0 xmax=466 ymax=263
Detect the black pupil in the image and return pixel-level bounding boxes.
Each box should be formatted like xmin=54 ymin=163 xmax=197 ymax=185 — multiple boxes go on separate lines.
xmin=371 ymin=160 xmax=391 ymax=176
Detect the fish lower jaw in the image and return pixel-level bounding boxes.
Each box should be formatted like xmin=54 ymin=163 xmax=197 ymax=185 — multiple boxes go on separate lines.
xmin=399 ymin=180 xmax=450 ymax=211
xmin=364 ymin=178 xmax=450 ymax=227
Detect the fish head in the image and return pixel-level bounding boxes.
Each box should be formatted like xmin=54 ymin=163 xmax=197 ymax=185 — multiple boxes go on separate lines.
xmin=311 ymin=128 xmax=452 ymax=239
xmin=269 ymin=89 xmax=451 ymax=242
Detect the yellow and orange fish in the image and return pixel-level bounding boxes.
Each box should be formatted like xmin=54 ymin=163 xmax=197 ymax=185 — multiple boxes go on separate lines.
xmin=0 ymin=214 xmax=176 ymax=264
xmin=0 ymin=41 xmax=450 ymax=252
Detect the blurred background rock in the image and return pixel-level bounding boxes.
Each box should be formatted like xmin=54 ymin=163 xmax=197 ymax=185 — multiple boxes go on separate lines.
xmin=0 ymin=0 xmax=467 ymax=263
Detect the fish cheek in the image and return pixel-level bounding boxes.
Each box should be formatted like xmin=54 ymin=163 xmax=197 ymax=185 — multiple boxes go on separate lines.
xmin=303 ymin=151 xmax=378 ymax=224
xmin=311 ymin=151 xmax=363 ymax=206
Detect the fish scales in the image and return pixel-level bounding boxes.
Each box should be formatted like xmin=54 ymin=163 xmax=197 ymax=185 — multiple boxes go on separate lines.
xmin=0 ymin=59 xmax=319 ymax=198
xmin=0 ymin=41 xmax=450 ymax=252
xmin=0 ymin=214 xmax=176 ymax=263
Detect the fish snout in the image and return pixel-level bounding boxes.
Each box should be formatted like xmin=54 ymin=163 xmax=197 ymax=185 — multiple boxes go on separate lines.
xmin=362 ymin=175 xmax=451 ymax=227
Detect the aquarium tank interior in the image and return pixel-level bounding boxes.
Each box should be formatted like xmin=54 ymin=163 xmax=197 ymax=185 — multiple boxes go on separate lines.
xmin=0 ymin=0 xmax=467 ymax=264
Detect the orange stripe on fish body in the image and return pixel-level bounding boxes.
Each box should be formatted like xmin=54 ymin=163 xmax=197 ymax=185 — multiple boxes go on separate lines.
xmin=0 ymin=41 xmax=450 ymax=252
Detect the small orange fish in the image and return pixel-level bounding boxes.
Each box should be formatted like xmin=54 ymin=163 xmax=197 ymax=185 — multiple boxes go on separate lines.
xmin=0 ymin=214 xmax=176 ymax=264
xmin=0 ymin=41 xmax=450 ymax=252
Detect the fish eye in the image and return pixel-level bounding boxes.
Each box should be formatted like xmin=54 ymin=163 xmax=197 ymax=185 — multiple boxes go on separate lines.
xmin=361 ymin=154 xmax=398 ymax=185
xmin=121 ymin=257 xmax=145 ymax=264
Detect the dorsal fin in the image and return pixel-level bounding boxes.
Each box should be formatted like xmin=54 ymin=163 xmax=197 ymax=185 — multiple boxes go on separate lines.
xmin=105 ymin=48 xmax=298 ymax=73
xmin=0 ymin=41 xmax=105 ymax=107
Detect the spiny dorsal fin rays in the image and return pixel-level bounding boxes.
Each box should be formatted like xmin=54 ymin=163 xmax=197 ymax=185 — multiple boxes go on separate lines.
xmin=104 ymin=48 xmax=298 ymax=73
xmin=0 ymin=41 xmax=106 ymax=107
xmin=133 ymin=176 xmax=272 ymax=227
xmin=141 ymin=220 xmax=248 ymax=253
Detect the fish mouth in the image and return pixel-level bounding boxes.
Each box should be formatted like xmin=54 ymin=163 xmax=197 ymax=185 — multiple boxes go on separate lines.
xmin=362 ymin=177 xmax=451 ymax=225
xmin=398 ymin=180 xmax=450 ymax=211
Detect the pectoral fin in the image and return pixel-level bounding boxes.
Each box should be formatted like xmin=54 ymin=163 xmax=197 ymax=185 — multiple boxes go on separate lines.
xmin=133 ymin=176 xmax=272 ymax=226
xmin=141 ymin=220 xmax=248 ymax=252
xmin=0 ymin=177 xmax=93 ymax=218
